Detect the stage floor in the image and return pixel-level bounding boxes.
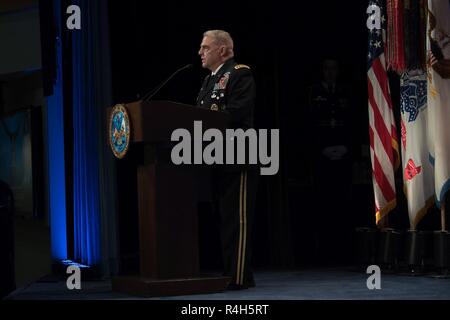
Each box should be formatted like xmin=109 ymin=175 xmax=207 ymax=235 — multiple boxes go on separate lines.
xmin=5 ymin=267 xmax=450 ymax=300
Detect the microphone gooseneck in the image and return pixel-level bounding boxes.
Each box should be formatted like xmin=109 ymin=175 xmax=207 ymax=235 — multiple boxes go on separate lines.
xmin=142 ymin=64 xmax=194 ymax=102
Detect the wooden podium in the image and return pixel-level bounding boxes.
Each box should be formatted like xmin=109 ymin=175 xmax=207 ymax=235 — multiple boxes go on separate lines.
xmin=110 ymin=100 xmax=230 ymax=297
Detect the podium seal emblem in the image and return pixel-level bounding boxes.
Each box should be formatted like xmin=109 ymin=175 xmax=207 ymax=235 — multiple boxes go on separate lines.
xmin=109 ymin=104 xmax=131 ymax=159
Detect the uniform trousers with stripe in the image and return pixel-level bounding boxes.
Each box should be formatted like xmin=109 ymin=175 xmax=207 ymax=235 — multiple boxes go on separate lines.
xmin=214 ymin=168 xmax=258 ymax=286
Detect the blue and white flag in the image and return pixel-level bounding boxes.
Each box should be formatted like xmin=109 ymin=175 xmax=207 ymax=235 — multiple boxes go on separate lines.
xmin=400 ymin=70 xmax=434 ymax=229
xmin=427 ymin=0 xmax=450 ymax=211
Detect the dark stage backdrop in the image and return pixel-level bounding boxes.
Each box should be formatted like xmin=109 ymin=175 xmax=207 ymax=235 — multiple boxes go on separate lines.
xmin=108 ymin=0 xmax=380 ymax=272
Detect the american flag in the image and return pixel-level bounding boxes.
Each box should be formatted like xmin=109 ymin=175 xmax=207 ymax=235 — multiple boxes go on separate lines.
xmin=367 ymin=0 xmax=400 ymax=226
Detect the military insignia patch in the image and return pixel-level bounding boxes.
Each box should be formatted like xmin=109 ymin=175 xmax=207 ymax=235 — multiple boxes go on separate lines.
xmin=210 ymin=104 xmax=219 ymax=111
xmin=234 ymin=64 xmax=250 ymax=70
xmin=109 ymin=104 xmax=131 ymax=159
xmin=218 ymin=72 xmax=230 ymax=89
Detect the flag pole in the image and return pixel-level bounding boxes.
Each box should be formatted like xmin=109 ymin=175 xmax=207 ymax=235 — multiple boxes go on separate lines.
xmin=379 ymin=214 xmax=390 ymax=229
xmin=441 ymin=195 xmax=447 ymax=232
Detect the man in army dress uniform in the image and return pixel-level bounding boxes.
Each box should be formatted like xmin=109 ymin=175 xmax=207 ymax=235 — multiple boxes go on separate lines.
xmin=197 ymin=30 xmax=257 ymax=290
xmin=308 ymin=58 xmax=353 ymax=264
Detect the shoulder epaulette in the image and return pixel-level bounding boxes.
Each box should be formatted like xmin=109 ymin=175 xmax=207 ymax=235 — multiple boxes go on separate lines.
xmin=234 ymin=64 xmax=251 ymax=70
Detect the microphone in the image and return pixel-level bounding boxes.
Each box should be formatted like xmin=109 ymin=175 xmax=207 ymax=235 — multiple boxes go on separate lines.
xmin=141 ymin=64 xmax=194 ymax=102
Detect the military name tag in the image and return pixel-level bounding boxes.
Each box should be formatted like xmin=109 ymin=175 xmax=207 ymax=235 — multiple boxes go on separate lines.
xmin=109 ymin=104 xmax=131 ymax=159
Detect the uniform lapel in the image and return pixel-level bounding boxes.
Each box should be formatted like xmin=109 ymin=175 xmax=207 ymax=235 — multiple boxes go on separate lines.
xmin=216 ymin=59 xmax=234 ymax=81
xmin=197 ymin=74 xmax=216 ymax=105
xmin=197 ymin=59 xmax=235 ymax=105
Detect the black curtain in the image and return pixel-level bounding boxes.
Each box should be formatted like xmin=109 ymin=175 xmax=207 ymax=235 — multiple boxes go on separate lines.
xmin=107 ymin=0 xmax=373 ymax=270
xmin=108 ymin=0 xmax=290 ymax=271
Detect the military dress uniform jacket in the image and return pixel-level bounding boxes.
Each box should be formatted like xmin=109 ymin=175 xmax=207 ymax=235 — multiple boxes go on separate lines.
xmin=196 ymin=58 xmax=256 ymax=130
xmin=196 ymin=59 xmax=257 ymax=172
